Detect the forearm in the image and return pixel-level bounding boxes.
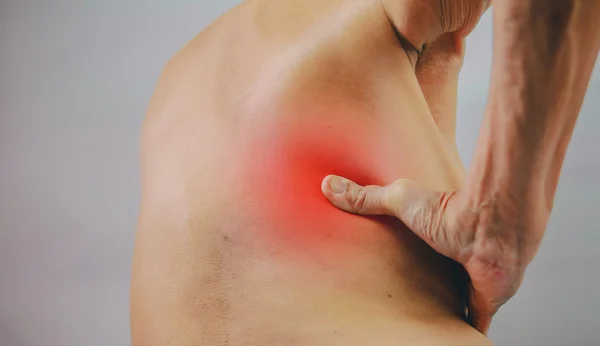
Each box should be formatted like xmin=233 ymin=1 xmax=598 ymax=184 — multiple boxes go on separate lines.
xmin=468 ymin=0 xmax=600 ymax=224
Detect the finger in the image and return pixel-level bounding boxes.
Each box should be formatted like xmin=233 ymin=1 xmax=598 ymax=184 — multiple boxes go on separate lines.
xmin=321 ymin=175 xmax=395 ymax=216
xmin=322 ymin=176 xmax=442 ymax=232
xmin=322 ymin=176 xmax=454 ymax=256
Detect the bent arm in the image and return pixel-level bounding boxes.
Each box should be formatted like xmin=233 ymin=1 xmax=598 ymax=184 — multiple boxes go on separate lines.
xmin=468 ymin=0 xmax=600 ymax=256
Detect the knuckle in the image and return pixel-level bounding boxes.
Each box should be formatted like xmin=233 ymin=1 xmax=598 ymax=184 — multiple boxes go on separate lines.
xmin=388 ymin=179 xmax=410 ymax=209
xmin=349 ymin=187 xmax=370 ymax=212
xmin=391 ymin=178 xmax=411 ymax=191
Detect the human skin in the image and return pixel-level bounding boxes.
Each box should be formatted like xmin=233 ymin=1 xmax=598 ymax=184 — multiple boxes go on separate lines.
xmin=131 ymin=0 xmax=493 ymax=345
xmin=322 ymin=0 xmax=600 ymax=335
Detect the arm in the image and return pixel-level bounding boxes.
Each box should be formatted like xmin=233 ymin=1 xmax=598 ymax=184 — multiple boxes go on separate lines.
xmin=322 ymin=0 xmax=600 ymax=334
xmin=468 ymin=0 xmax=600 ymax=260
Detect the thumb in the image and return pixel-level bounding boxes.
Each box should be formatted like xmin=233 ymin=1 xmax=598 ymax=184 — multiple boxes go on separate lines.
xmin=321 ymin=175 xmax=395 ymax=216
xmin=321 ymin=176 xmax=447 ymax=240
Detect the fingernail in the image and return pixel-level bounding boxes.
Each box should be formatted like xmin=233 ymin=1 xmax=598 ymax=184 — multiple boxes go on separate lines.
xmin=327 ymin=176 xmax=347 ymax=194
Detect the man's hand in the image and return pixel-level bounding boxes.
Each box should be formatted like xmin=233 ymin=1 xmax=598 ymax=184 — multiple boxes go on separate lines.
xmin=321 ymin=174 xmax=546 ymax=334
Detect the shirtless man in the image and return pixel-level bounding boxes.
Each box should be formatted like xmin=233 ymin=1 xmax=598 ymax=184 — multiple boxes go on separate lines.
xmin=130 ymin=0 xmax=600 ymax=344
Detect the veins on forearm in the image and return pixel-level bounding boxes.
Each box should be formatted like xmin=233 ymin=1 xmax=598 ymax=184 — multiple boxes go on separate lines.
xmin=468 ymin=0 xmax=600 ymax=231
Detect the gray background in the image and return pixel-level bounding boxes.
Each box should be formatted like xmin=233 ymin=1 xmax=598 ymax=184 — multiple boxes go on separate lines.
xmin=0 ymin=1 xmax=598 ymax=345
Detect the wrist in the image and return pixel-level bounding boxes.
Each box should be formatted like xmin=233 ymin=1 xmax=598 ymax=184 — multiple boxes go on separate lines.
xmin=463 ymin=107 xmax=554 ymax=264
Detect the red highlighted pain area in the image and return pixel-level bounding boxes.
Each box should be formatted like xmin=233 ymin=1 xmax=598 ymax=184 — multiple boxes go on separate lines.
xmin=232 ymin=120 xmax=395 ymax=248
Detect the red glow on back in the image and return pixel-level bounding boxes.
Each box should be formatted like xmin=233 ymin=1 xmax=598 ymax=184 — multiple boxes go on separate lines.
xmin=232 ymin=111 xmax=394 ymax=249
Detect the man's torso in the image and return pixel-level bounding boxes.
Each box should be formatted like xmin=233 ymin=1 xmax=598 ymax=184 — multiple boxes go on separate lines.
xmin=131 ymin=0 xmax=492 ymax=344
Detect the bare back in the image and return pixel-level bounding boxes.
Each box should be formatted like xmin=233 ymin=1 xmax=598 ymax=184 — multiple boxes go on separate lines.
xmin=131 ymin=0 xmax=493 ymax=345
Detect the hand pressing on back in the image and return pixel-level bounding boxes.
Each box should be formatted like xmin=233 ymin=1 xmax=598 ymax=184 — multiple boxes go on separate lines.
xmin=321 ymin=175 xmax=549 ymax=334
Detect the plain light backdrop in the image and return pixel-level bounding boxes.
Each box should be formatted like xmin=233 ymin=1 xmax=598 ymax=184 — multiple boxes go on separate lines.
xmin=1 ymin=1 xmax=599 ymax=345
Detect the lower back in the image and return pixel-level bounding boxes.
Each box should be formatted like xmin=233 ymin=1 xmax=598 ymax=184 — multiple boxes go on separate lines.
xmin=131 ymin=0 xmax=491 ymax=345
